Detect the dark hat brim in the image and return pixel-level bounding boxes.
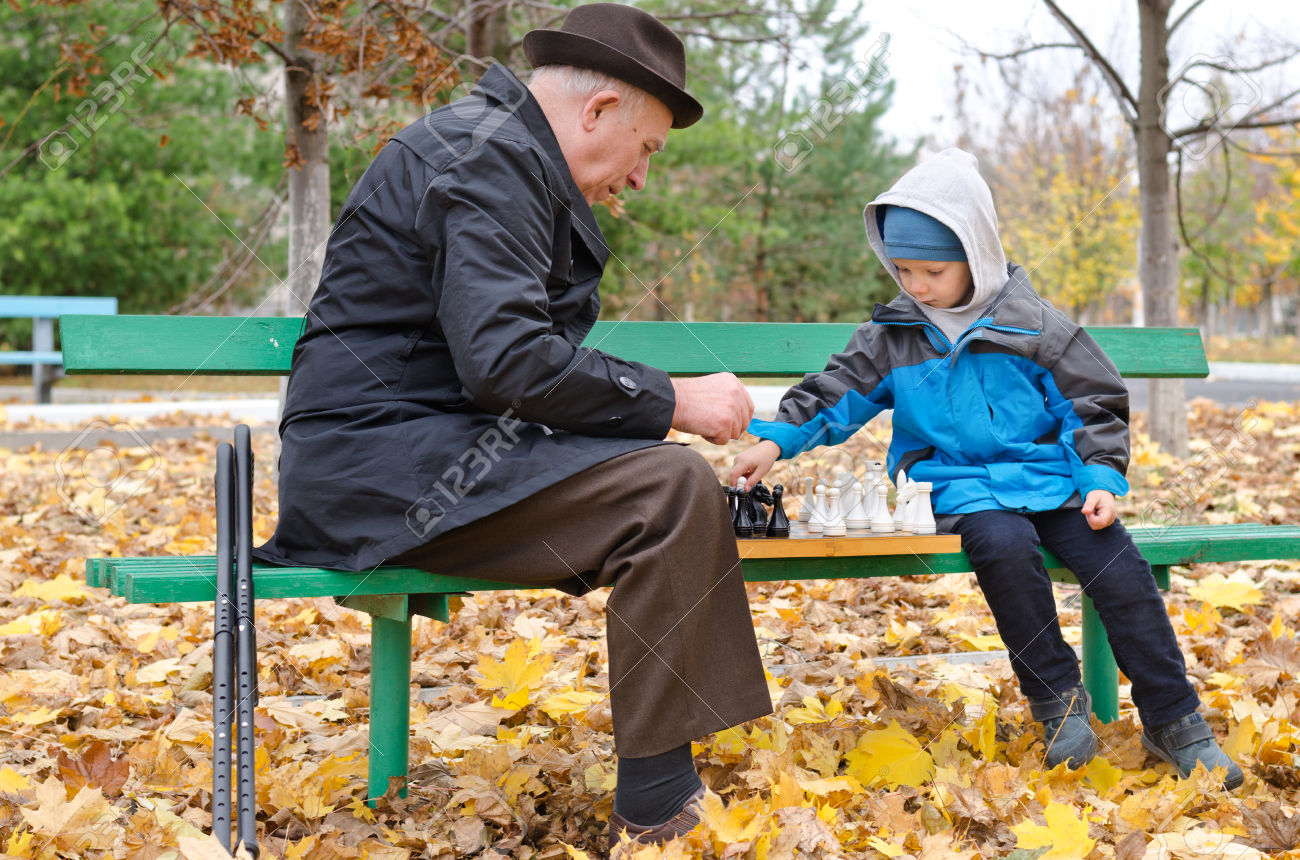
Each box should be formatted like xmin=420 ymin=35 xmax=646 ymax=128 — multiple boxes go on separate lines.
xmin=523 ymin=30 xmax=703 ymax=129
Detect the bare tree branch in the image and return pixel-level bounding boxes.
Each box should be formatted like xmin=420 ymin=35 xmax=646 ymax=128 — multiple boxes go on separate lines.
xmin=1171 ymin=114 xmax=1300 ymax=140
xmin=1041 ymin=0 xmax=1139 ymax=123
xmin=1169 ymin=0 xmax=1210 ymax=35
xmin=969 ymin=42 xmax=1082 ymax=62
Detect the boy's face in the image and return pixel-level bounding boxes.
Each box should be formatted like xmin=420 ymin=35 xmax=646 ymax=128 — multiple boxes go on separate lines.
xmin=892 ymin=259 xmax=974 ymax=309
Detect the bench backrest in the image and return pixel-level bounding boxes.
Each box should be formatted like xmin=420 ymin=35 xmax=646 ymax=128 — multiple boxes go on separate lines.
xmin=2 ymin=296 xmax=118 ymax=318
xmin=59 ymin=315 xmax=1209 ymax=378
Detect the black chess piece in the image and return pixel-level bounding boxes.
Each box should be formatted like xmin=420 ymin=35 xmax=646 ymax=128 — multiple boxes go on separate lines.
xmin=724 ymin=484 xmax=736 ymax=519
xmin=749 ymin=481 xmax=772 ymax=535
xmin=766 ymin=484 xmax=791 ymax=538
xmin=732 ymin=481 xmax=755 ymax=538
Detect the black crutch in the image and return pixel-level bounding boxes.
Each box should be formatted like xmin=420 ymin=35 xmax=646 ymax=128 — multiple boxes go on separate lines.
xmin=233 ymin=425 xmax=259 ymax=857
xmin=212 ymin=442 xmax=236 ymax=852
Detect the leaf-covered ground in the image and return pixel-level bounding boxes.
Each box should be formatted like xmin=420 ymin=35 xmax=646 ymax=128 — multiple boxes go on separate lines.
xmin=1 ymin=399 xmax=1299 ymax=859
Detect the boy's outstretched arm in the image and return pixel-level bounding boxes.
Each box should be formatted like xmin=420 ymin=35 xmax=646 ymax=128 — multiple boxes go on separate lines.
xmin=1081 ymin=489 xmax=1116 ymax=530
xmin=730 ymin=439 xmax=781 ymax=487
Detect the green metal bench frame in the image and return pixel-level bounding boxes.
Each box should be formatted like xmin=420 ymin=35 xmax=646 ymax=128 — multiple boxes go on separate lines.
xmin=61 ymin=315 xmax=1300 ymax=802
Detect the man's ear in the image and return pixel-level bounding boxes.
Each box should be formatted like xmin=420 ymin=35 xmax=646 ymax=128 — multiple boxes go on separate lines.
xmin=580 ymin=89 xmax=623 ymax=132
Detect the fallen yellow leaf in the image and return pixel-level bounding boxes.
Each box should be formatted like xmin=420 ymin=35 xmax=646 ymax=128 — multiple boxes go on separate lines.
xmin=1188 ymin=572 xmax=1264 ymax=611
xmin=844 ymin=720 xmax=935 ymax=789
xmin=1010 ymin=801 xmax=1095 ymax=859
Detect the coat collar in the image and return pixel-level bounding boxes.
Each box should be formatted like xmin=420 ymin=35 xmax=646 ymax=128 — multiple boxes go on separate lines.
xmin=475 ymin=65 xmax=610 ymax=268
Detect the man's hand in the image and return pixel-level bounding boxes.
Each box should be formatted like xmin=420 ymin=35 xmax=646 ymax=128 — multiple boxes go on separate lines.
xmin=730 ymin=439 xmax=780 ymax=488
xmin=671 ymin=373 xmax=755 ymax=444
xmin=1081 ymin=489 xmax=1116 ymax=530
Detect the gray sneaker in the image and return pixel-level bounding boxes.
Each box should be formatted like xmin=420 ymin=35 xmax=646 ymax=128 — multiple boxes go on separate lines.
xmin=1028 ymin=684 xmax=1098 ymax=769
xmin=1142 ymin=712 xmax=1244 ymax=790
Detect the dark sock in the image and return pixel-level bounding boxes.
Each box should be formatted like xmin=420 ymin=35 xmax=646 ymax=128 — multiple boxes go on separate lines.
xmin=613 ymin=744 xmax=703 ymax=826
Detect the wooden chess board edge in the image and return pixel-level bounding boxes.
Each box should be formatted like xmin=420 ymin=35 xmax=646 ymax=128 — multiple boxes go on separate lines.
xmin=736 ymin=532 xmax=960 ymax=559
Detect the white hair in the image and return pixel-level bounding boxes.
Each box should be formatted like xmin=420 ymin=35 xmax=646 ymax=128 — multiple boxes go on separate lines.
xmin=529 ymin=64 xmax=654 ymax=121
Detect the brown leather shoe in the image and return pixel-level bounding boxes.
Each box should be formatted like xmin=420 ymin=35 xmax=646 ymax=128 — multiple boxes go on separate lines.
xmin=607 ymin=788 xmax=705 ymax=852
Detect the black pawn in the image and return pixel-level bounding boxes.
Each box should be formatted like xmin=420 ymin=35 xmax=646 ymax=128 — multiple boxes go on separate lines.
xmin=733 ymin=483 xmax=755 ymax=538
xmin=766 ymin=484 xmax=791 ymax=538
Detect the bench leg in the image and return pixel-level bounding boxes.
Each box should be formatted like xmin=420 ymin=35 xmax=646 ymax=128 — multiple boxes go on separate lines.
xmin=32 ymin=317 xmax=55 ymax=404
xmin=369 ymin=613 xmax=412 ymax=805
xmin=1080 ymin=594 xmax=1119 ymax=723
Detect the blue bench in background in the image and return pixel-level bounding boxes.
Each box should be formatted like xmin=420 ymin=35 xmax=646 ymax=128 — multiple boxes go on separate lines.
xmin=0 ymin=296 xmax=118 ymax=403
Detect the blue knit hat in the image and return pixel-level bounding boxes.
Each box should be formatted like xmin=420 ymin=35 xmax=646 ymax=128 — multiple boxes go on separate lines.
xmin=881 ymin=206 xmax=967 ymax=262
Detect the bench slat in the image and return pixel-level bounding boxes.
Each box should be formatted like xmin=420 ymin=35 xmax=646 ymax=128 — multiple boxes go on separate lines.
xmin=0 ymin=296 xmax=118 ymax=317
xmin=0 ymin=351 xmax=63 ymax=364
xmin=60 ymin=316 xmax=1209 ymax=379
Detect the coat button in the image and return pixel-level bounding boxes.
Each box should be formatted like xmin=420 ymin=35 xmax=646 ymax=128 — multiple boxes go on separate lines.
xmin=618 ymin=376 xmax=638 ymax=390
xmin=606 ymin=417 xmax=624 ymax=427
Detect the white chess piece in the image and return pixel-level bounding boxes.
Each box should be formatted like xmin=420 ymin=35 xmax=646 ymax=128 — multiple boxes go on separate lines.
xmin=823 ymin=486 xmax=847 ymax=536
xmin=893 ymin=470 xmax=911 ymax=533
xmin=911 ymin=482 xmax=936 ymax=535
xmin=871 ymin=483 xmax=895 ymax=533
xmin=808 ymin=483 xmax=827 ymax=534
xmin=860 ymin=465 xmax=881 ymax=525
xmin=797 ymin=477 xmax=816 ymax=523
xmin=843 ymin=476 xmax=870 ymax=530
xmin=896 ymin=479 xmax=919 ymax=534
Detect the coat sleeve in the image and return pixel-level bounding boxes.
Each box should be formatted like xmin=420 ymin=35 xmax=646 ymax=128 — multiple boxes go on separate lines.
xmin=417 ymin=138 xmax=675 ymax=439
xmin=747 ymin=325 xmax=893 ymax=459
xmin=1041 ymin=325 xmax=1132 ymax=497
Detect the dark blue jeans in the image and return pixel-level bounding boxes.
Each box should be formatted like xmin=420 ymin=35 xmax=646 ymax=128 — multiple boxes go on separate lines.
xmin=952 ymin=508 xmax=1201 ymax=728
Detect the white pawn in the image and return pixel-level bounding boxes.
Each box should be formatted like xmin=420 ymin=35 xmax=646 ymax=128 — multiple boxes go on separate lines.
xmin=843 ymin=478 xmax=870 ymax=530
xmin=871 ymin=483 xmax=895 ymax=533
xmin=911 ymin=482 xmax=936 ymax=535
xmin=823 ymin=486 xmax=847 ymax=536
xmin=808 ymin=483 xmax=827 ymax=534
xmin=797 ymin=477 xmax=816 ymax=523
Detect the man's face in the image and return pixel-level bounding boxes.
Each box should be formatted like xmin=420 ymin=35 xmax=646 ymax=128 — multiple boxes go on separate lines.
xmin=569 ymin=93 xmax=672 ymax=205
xmin=893 ymin=259 xmax=975 ymax=309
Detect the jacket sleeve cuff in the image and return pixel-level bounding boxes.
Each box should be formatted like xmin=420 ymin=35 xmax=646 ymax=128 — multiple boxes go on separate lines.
xmin=746 ymin=419 xmax=803 ymax=460
xmin=1077 ymin=464 xmax=1129 ymax=498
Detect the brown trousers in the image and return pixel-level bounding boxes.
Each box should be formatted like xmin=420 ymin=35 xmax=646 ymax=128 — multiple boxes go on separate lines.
xmin=393 ymin=443 xmax=772 ymax=757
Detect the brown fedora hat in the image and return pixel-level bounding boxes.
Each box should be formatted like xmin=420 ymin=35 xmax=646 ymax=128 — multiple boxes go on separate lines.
xmin=523 ymin=3 xmax=703 ymax=128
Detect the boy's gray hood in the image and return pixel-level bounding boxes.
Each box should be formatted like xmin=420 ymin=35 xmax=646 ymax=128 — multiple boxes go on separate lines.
xmin=864 ymin=148 xmax=1008 ymax=341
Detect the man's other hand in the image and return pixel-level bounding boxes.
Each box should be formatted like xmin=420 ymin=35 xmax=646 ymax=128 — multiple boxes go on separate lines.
xmin=670 ymin=373 xmax=755 ymax=444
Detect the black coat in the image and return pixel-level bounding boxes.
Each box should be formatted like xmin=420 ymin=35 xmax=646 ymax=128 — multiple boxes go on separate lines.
xmin=256 ymin=65 xmax=675 ymax=571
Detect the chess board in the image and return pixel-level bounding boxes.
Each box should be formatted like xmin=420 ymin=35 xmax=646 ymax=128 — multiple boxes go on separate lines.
xmin=736 ymin=532 xmax=960 ymax=558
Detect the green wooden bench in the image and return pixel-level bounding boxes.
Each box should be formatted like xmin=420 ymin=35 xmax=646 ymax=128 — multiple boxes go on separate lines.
xmin=61 ymin=315 xmax=1300 ymax=802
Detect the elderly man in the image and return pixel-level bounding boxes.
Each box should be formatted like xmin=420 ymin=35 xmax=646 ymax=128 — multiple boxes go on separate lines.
xmin=255 ymin=2 xmax=771 ymax=848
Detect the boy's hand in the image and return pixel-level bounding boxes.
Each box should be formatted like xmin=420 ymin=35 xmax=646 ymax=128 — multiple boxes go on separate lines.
xmin=671 ymin=373 xmax=754 ymax=444
xmin=1081 ymin=490 xmax=1116 ymax=530
xmin=730 ymin=440 xmax=780 ymax=488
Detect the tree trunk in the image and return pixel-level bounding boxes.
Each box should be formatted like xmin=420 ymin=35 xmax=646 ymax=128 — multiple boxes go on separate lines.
xmin=1261 ymin=280 xmax=1274 ymax=345
xmin=282 ymin=0 xmax=331 ymax=315
xmin=1135 ymin=0 xmax=1188 ymax=457
xmin=278 ymin=0 xmax=333 ymax=451
xmin=467 ymin=0 xmax=509 ymax=67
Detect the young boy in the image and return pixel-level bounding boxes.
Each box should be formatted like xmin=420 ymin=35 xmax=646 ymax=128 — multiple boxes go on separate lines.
xmin=731 ymin=148 xmax=1243 ymax=789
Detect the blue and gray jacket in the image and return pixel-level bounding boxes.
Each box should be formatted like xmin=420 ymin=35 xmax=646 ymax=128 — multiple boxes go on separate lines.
xmin=747 ymin=266 xmax=1132 ymax=516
